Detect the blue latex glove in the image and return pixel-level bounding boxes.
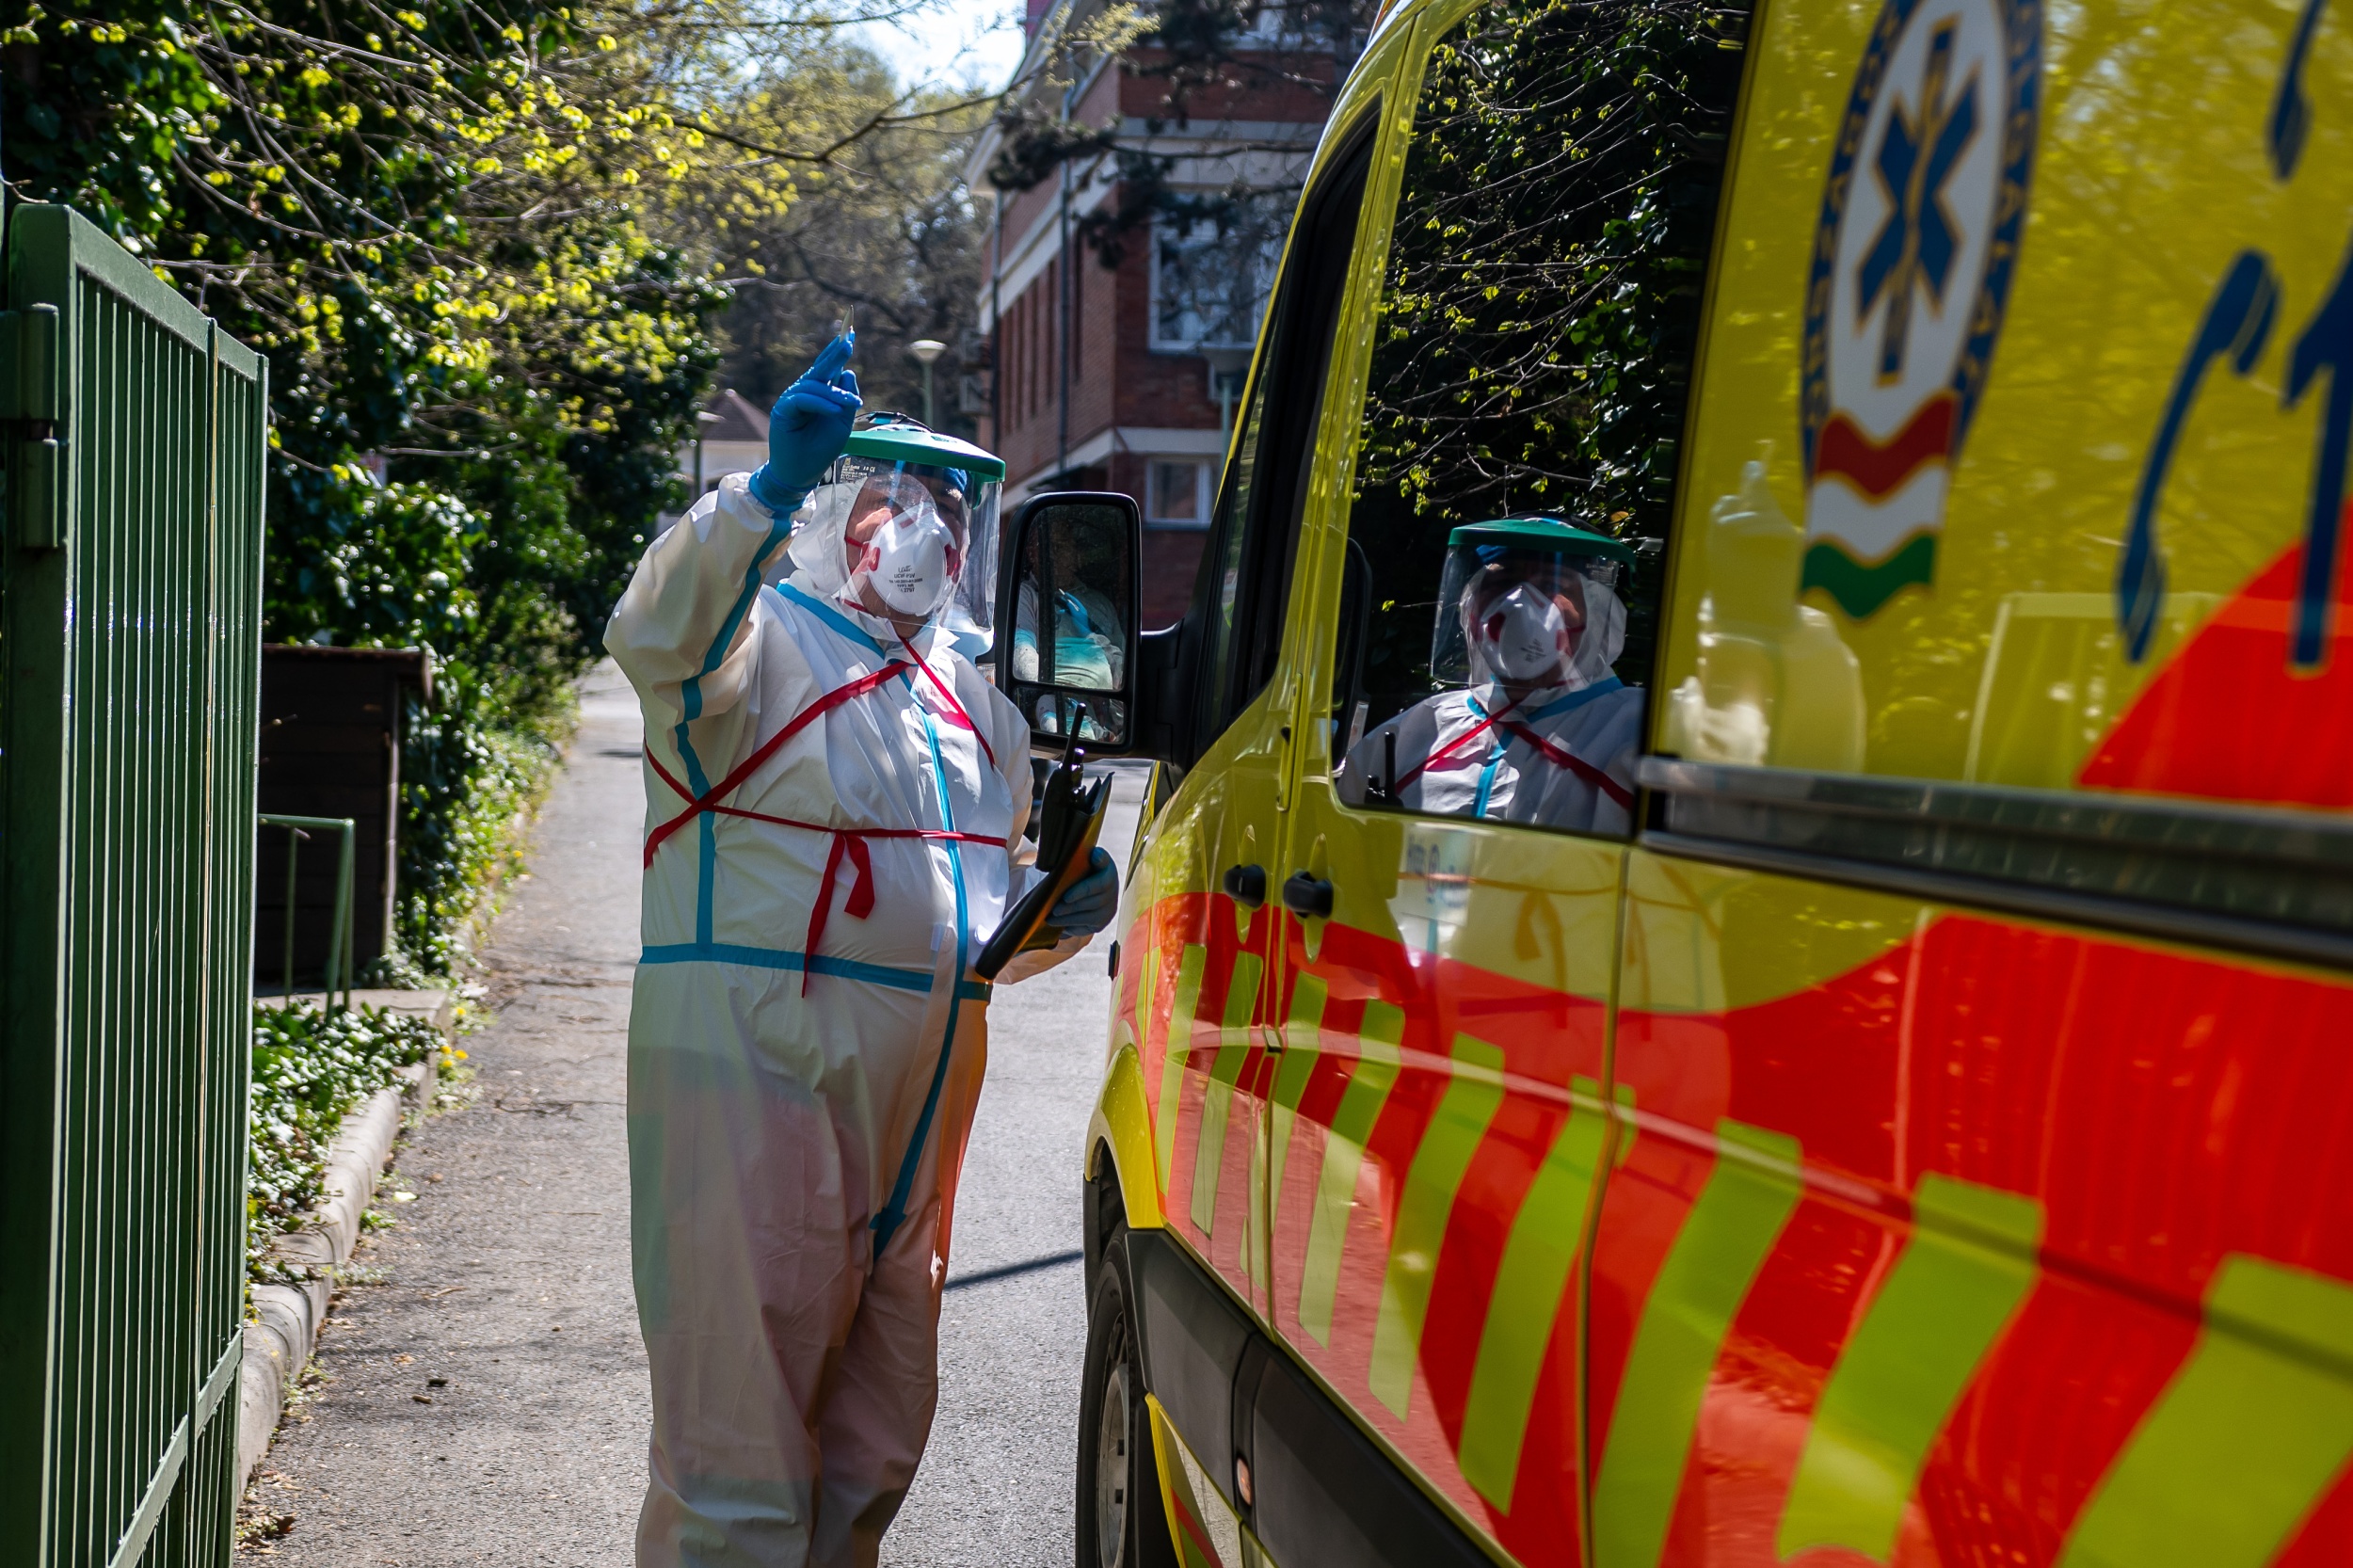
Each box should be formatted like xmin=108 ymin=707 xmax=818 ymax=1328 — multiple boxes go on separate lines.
xmin=1048 ymin=847 xmax=1119 ymax=936
xmin=747 ymin=333 xmax=861 ymax=513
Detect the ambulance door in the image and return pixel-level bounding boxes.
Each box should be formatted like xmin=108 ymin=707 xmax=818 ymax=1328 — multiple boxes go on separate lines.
xmin=1586 ymin=0 xmax=2353 ymax=1564
xmin=1252 ymin=1 xmax=1729 ymax=1561
xmin=1138 ymin=118 xmax=1382 ymax=1322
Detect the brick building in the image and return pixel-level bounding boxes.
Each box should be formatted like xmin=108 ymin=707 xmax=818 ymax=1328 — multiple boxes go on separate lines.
xmin=966 ymin=0 xmax=1342 ymax=627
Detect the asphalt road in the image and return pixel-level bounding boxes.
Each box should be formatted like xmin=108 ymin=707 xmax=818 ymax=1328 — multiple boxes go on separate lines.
xmin=239 ymin=659 xmax=1141 ymax=1565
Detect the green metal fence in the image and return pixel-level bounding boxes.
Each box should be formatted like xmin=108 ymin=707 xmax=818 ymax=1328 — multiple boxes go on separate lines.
xmin=0 ymin=202 xmax=269 ymax=1566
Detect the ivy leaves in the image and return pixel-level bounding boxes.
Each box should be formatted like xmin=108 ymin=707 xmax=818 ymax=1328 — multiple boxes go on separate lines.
xmin=247 ymin=1002 xmax=442 ymax=1286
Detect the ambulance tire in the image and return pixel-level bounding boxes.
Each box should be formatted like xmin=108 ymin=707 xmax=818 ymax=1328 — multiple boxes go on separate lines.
xmin=1077 ymin=1227 xmax=1179 ymax=1568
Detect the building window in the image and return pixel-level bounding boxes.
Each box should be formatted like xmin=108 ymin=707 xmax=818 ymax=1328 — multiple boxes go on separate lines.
xmin=1147 ymin=459 xmax=1209 ymax=527
xmin=1149 ymin=195 xmax=1289 ymax=352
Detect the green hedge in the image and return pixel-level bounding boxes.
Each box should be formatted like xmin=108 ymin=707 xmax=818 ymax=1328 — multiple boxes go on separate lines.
xmin=0 ymin=0 xmax=718 ymax=978
xmin=387 ymin=715 xmax=568 ymax=981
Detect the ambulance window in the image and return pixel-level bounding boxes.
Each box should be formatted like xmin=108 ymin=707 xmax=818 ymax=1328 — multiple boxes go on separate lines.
xmin=1195 ymin=123 xmax=1375 ymax=752
xmin=1327 ymin=0 xmax=1747 ymax=836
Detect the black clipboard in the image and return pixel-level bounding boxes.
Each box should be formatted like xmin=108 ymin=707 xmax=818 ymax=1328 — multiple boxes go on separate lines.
xmin=974 ymin=740 xmax=1113 ymax=980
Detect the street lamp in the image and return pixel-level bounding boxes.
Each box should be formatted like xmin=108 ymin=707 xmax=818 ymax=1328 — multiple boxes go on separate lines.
xmin=909 ymin=339 xmax=947 ymax=426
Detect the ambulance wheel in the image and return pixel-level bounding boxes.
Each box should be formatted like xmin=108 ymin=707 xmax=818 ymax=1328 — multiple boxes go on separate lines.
xmin=1078 ymin=1228 xmax=1177 ymax=1568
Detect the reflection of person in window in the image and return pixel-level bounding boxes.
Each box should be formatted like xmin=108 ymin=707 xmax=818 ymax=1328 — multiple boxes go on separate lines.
xmin=1009 ymin=554 xmax=1127 ymax=692
xmin=1337 ymin=520 xmax=1642 ymax=834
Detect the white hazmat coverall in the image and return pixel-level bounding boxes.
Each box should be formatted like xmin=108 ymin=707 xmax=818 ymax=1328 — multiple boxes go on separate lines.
xmin=606 ymin=472 xmax=1077 ymax=1567
xmin=1337 ymin=574 xmax=1643 ymax=833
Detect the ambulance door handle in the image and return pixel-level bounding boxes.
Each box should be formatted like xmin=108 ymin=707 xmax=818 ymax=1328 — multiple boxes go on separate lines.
xmin=1223 ymin=863 xmax=1267 ymax=909
xmin=1281 ymin=872 xmax=1333 ymax=920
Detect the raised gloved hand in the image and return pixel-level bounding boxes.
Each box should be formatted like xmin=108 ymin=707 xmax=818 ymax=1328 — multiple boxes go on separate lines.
xmin=1048 ymin=847 xmax=1119 ymax=936
xmin=748 ymin=333 xmax=861 ymax=514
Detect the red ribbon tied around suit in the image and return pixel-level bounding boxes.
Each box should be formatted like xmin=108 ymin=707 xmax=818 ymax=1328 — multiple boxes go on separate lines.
xmin=643 ymin=656 xmax=1002 ymax=991
xmin=1386 ymin=700 xmax=1633 ymax=810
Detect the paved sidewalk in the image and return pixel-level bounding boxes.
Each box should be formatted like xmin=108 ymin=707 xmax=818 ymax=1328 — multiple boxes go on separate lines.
xmin=242 ymin=659 xmax=1133 ymax=1564
xmin=245 ymin=662 xmax=648 ymax=1562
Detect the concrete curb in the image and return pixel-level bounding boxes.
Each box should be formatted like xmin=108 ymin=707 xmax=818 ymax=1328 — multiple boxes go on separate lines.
xmin=238 ymin=993 xmax=454 ymax=1490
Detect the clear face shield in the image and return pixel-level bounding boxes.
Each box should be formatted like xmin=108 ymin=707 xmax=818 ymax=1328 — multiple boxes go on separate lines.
xmin=1430 ymin=523 xmax=1633 ymax=693
xmin=786 ymin=456 xmax=1002 ymax=647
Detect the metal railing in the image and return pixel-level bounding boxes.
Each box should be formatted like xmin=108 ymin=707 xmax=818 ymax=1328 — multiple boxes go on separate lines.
xmin=258 ymin=814 xmax=358 ymax=1013
xmin=0 ymin=201 xmax=268 ymax=1567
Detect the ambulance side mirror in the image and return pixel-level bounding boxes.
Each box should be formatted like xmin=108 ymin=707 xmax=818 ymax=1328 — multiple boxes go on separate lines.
xmin=998 ymin=491 xmax=1144 ymax=753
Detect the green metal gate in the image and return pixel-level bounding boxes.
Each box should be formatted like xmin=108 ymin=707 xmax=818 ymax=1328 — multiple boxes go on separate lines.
xmin=0 ymin=203 xmax=269 ymax=1565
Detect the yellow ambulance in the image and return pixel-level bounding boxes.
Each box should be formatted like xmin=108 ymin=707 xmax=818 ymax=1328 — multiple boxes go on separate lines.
xmin=993 ymin=0 xmax=2353 ymax=1562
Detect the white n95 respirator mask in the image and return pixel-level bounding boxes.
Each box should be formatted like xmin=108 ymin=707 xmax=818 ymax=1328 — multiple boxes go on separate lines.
xmin=857 ymin=498 xmax=961 ymax=619
xmin=1473 ymin=583 xmax=1575 ymax=684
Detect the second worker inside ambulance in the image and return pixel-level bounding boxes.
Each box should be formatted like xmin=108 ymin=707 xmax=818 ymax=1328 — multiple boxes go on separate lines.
xmin=605 ymin=333 xmax=1117 ymax=1568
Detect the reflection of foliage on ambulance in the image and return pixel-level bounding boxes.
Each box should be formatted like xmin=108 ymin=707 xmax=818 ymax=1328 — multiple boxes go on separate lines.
xmin=1349 ymin=0 xmax=1746 ymax=700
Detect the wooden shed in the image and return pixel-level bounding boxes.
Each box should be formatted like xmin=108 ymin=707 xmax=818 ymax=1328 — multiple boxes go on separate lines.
xmin=254 ymin=645 xmax=434 ymax=988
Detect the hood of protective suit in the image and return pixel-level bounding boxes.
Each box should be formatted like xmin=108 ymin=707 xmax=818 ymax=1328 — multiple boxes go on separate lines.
xmin=783 ymin=480 xmax=855 ymax=596
xmin=1466 ymin=573 xmax=1626 ymax=690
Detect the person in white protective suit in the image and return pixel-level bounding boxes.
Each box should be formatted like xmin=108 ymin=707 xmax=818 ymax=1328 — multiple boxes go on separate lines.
xmin=1010 ymin=583 xmax=1126 ymax=691
xmin=1337 ymin=517 xmax=1644 ymax=833
xmin=605 ymin=334 xmax=1118 ymax=1568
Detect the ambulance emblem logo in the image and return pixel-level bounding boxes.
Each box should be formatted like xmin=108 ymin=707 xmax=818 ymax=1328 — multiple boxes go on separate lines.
xmin=1800 ymin=0 xmax=2041 ymax=618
